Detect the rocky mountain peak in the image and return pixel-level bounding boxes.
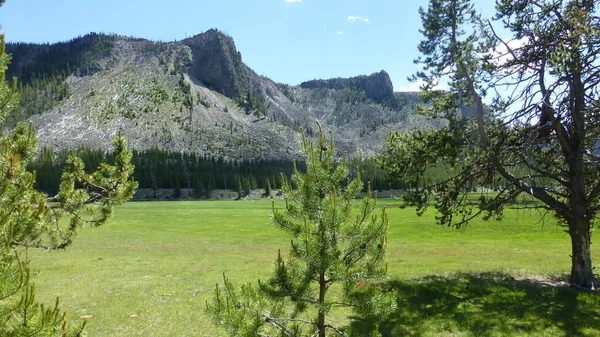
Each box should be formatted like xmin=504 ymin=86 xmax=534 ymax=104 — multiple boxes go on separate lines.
xmin=181 ymin=29 xmax=234 ymax=48
xmin=299 ymin=70 xmax=394 ymax=103
xmin=181 ymin=29 xmax=256 ymax=101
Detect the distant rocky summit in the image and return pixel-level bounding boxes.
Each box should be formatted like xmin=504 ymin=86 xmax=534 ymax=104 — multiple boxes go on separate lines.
xmin=300 ymin=70 xmax=394 ymax=103
xmin=182 ymin=29 xmax=261 ymax=102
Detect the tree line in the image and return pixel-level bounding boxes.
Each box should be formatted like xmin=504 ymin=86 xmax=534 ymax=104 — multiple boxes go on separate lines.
xmin=28 ymin=147 xmax=301 ymax=198
xmin=26 ymin=146 xmax=469 ymax=199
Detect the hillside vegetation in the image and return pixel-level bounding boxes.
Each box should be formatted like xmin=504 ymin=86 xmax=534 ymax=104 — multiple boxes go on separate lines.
xmin=5 ymin=30 xmax=444 ymax=161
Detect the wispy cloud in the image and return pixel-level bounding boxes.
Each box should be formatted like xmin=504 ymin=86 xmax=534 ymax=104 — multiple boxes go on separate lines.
xmin=348 ymin=16 xmax=369 ymax=23
xmin=284 ymin=0 xmax=302 ymax=3
xmin=336 ymin=30 xmax=345 ymax=35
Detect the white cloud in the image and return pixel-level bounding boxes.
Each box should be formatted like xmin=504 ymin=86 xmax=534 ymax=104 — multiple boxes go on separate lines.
xmin=336 ymin=30 xmax=345 ymax=35
xmin=397 ymin=81 xmax=425 ymax=92
xmin=284 ymin=0 xmax=302 ymax=2
xmin=489 ymin=38 xmax=528 ymax=67
xmin=348 ymin=16 xmax=369 ymax=23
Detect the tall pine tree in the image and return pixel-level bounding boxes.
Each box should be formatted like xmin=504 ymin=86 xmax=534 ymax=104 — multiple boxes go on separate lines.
xmin=207 ymin=123 xmax=391 ymax=337
xmin=379 ymin=0 xmax=600 ymax=289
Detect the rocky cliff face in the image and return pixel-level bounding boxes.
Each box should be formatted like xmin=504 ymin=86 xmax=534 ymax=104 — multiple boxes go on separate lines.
xmin=5 ymin=30 xmax=437 ymax=160
xmin=300 ymin=70 xmax=394 ymax=103
xmin=182 ymin=29 xmax=261 ymax=102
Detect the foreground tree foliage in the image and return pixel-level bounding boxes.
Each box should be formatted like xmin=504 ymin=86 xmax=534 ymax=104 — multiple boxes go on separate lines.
xmin=0 ymin=34 xmax=137 ymax=335
xmin=207 ymin=123 xmax=390 ymax=337
xmin=379 ymin=0 xmax=600 ymax=290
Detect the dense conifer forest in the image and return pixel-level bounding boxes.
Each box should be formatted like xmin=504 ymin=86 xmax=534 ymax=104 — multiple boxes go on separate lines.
xmin=26 ymin=146 xmax=484 ymax=199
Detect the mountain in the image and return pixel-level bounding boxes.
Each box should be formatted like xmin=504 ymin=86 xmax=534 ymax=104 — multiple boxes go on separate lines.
xmin=4 ymin=30 xmax=442 ymax=160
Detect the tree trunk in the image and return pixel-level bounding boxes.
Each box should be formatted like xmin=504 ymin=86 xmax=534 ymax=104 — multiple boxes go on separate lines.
xmin=568 ymin=217 xmax=596 ymax=290
xmin=318 ymin=270 xmax=326 ymax=337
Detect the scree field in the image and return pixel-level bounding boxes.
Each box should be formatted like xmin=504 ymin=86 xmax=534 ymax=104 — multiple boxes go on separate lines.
xmin=28 ymin=199 xmax=600 ymax=337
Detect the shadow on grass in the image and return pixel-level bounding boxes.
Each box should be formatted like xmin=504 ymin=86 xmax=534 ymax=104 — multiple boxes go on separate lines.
xmin=350 ymin=272 xmax=600 ymax=337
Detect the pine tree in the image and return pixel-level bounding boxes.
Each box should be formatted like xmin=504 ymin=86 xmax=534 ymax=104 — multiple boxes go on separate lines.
xmin=235 ymin=176 xmax=243 ymax=199
xmin=243 ymin=176 xmax=251 ymax=196
xmin=264 ymin=178 xmax=272 ymax=197
xmin=0 ymin=34 xmax=137 ymax=336
xmin=173 ymin=177 xmax=182 ymax=199
xmin=193 ymin=175 xmax=205 ymax=198
xmin=207 ymin=175 xmax=215 ymax=197
xmin=207 ymin=123 xmax=391 ymax=337
xmin=379 ymin=0 xmax=600 ymax=290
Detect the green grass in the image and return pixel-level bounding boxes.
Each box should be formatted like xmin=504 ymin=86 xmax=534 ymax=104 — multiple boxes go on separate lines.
xmin=28 ymin=200 xmax=600 ymax=336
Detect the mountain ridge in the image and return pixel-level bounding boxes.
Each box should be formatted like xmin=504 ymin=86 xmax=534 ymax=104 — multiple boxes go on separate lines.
xmin=4 ymin=29 xmax=440 ymax=160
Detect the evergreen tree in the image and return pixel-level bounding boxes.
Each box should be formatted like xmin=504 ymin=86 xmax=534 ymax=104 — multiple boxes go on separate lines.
xmin=207 ymin=123 xmax=391 ymax=337
xmin=207 ymin=175 xmax=215 ymax=197
xmin=193 ymin=175 xmax=205 ymax=198
xmin=0 ymin=34 xmax=137 ymax=335
xmin=271 ymin=175 xmax=277 ymax=190
xmin=264 ymin=178 xmax=272 ymax=197
xmin=235 ymin=176 xmax=243 ymax=200
xmin=173 ymin=177 xmax=182 ymax=199
xmin=379 ymin=0 xmax=600 ymax=289
xmin=243 ymin=176 xmax=251 ymax=196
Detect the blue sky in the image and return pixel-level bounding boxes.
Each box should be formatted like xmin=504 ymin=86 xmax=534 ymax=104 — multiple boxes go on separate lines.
xmin=0 ymin=0 xmax=497 ymax=91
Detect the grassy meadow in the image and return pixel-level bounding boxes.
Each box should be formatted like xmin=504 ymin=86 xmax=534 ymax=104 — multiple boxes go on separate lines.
xmin=28 ymin=199 xmax=600 ymax=336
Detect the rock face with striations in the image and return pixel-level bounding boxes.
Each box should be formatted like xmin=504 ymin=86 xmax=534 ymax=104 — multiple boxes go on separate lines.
xmin=182 ymin=29 xmax=259 ymax=101
xmin=299 ymin=70 xmax=394 ymax=103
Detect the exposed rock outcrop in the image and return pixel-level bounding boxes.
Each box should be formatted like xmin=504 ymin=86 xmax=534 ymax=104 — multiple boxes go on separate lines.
xmin=299 ymin=70 xmax=394 ymax=103
xmin=182 ymin=29 xmax=261 ymax=101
